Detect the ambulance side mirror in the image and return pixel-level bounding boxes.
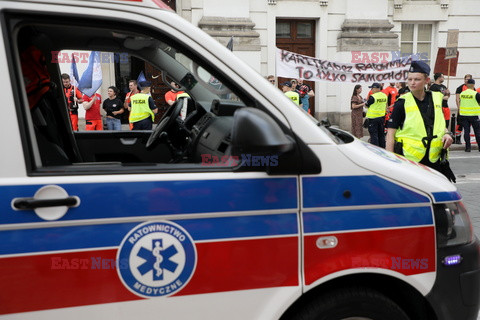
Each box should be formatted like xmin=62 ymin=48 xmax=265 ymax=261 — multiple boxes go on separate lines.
xmin=231 ymin=108 xmax=295 ymax=156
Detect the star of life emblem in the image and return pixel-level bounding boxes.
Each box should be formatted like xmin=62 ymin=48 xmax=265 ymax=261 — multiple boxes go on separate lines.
xmin=117 ymin=221 xmax=196 ymax=298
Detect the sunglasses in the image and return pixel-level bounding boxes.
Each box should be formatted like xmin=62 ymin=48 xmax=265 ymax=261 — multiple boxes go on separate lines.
xmin=269 ymin=80 xmax=275 ymax=83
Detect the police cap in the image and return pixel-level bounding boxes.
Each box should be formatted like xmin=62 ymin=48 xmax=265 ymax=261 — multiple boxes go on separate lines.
xmin=281 ymin=81 xmax=292 ymax=87
xmin=139 ymin=80 xmax=152 ymax=88
xmin=368 ymin=82 xmax=381 ymax=89
xmin=467 ymin=78 xmax=475 ymax=84
xmin=409 ymin=60 xmax=430 ymax=75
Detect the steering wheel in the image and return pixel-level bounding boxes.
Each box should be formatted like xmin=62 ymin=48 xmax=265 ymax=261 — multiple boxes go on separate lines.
xmin=146 ymin=98 xmax=184 ymax=148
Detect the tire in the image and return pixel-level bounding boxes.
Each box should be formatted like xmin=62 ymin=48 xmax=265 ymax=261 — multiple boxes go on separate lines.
xmin=290 ymin=287 xmax=410 ymax=320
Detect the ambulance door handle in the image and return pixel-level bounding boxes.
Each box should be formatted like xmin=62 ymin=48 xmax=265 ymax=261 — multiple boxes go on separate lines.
xmin=11 ymin=185 xmax=81 ymax=221
xmin=120 ymin=138 xmax=138 ymax=145
xmin=12 ymin=196 xmax=79 ymax=210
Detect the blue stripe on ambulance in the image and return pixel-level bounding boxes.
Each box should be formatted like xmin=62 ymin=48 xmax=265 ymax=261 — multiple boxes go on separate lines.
xmin=302 ymin=176 xmax=430 ymax=208
xmin=431 ymin=191 xmax=462 ymax=203
xmin=303 ymin=206 xmax=433 ymax=234
xmin=0 ymin=178 xmax=298 ymax=224
xmin=0 ymin=213 xmax=299 ymax=255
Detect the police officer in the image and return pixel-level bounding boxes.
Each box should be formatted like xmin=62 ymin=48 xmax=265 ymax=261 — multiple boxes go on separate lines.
xmin=281 ymin=81 xmax=300 ymax=106
xmin=365 ymin=83 xmax=388 ymax=147
xmin=386 ymin=61 xmax=454 ymax=180
xmin=458 ymin=78 xmax=480 ymax=152
xmin=129 ymin=80 xmax=158 ymax=130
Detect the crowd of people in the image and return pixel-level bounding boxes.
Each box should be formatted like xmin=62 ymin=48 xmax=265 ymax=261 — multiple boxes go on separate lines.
xmin=64 ymin=66 xmax=480 ymax=182
xmin=268 ymin=60 xmax=480 ymax=182
xmin=349 ymin=67 xmax=480 ymax=159
xmin=266 ymin=75 xmax=315 ymax=114
xmin=62 ymin=74 xmax=186 ymax=131
xmin=357 ymin=61 xmax=480 ymax=182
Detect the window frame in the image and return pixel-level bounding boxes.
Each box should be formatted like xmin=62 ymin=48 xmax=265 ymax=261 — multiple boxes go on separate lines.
xmin=6 ymin=11 xmax=305 ymax=177
xmin=400 ymin=22 xmax=434 ymax=65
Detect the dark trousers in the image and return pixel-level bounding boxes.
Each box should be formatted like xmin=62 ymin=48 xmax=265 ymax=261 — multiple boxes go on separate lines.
xmin=132 ymin=117 xmax=153 ymax=130
xmin=459 ymin=116 xmax=480 ymax=149
xmin=368 ymin=116 xmax=385 ymax=148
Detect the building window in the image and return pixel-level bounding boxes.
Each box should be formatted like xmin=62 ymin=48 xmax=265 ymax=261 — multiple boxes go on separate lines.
xmin=401 ymin=23 xmax=432 ymax=64
xmin=276 ymin=22 xmax=291 ymax=38
xmin=296 ymin=22 xmax=313 ymax=39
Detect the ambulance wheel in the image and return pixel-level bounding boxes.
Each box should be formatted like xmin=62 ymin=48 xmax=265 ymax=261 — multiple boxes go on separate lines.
xmin=146 ymin=99 xmax=183 ymax=148
xmin=292 ymin=287 xmax=410 ymax=320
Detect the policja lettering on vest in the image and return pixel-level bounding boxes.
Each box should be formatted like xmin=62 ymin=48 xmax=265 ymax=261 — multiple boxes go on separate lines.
xmin=365 ymin=83 xmax=387 ymax=148
xmin=366 ymin=91 xmax=387 ymax=119
xmin=129 ymin=80 xmax=157 ymax=130
xmin=458 ymin=78 xmax=480 ymax=152
xmin=459 ymin=88 xmax=480 ymax=116
xmin=130 ymin=94 xmax=154 ymax=123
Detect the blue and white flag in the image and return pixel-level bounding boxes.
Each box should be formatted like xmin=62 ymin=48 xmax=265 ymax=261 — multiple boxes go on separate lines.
xmin=70 ymin=54 xmax=79 ymax=87
xmin=226 ymin=36 xmax=234 ymax=51
xmin=78 ymin=51 xmax=102 ymax=97
xmin=137 ymin=71 xmax=147 ymax=84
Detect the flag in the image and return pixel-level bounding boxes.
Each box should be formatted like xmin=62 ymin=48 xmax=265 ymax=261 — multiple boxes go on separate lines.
xmin=78 ymin=51 xmax=102 ymax=97
xmin=70 ymin=54 xmax=79 ymax=87
xmin=137 ymin=71 xmax=147 ymax=84
xmin=226 ymin=36 xmax=234 ymax=51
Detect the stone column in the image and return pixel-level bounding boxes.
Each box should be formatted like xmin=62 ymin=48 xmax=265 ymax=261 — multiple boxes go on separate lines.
xmin=197 ymin=1 xmax=261 ymax=71
xmin=331 ymin=0 xmax=399 ymax=133
xmin=338 ymin=0 xmax=398 ymax=53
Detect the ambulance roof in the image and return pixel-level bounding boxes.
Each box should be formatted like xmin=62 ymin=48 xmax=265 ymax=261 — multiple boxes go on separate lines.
xmin=82 ymin=0 xmax=173 ymax=10
xmin=14 ymin=0 xmax=173 ymax=11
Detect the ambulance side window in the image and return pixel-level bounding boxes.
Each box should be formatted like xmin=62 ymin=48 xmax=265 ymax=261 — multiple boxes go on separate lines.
xmin=12 ymin=16 xmax=292 ymax=175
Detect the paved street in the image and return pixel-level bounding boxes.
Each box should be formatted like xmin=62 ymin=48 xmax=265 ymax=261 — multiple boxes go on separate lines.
xmin=449 ymin=147 xmax=480 ymax=238
xmin=438 ymin=147 xmax=480 ymax=320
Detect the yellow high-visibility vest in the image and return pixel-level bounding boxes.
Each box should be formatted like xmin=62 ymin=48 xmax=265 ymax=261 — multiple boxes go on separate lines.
xmin=366 ymin=92 xmax=387 ymax=119
xmin=394 ymin=92 xmax=445 ymax=163
xmin=459 ymin=89 xmax=480 ymax=116
xmin=129 ymin=93 xmax=155 ymax=123
xmin=285 ymin=91 xmax=300 ymax=106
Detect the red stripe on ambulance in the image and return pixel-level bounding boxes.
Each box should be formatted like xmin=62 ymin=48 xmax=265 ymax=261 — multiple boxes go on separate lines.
xmin=0 ymin=237 xmax=298 ymax=315
xmin=304 ymin=226 xmax=436 ymax=285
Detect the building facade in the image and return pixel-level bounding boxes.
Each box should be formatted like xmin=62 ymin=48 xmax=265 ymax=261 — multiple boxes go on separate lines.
xmin=173 ymin=0 xmax=480 ymax=130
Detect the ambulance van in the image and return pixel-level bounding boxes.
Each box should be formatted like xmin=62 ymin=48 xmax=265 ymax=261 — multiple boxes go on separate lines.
xmin=0 ymin=0 xmax=479 ymax=319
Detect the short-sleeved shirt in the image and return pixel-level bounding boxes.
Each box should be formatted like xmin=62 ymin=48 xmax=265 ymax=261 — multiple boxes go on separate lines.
xmin=83 ymin=93 xmax=102 ymax=120
xmin=103 ymin=97 xmax=123 ymax=119
xmin=456 ymin=84 xmax=468 ymax=94
xmin=382 ymin=86 xmax=398 ymax=106
xmin=387 ymin=91 xmax=432 ymax=130
xmin=429 ymin=83 xmax=449 ymax=108
xmin=165 ymin=90 xmax=179 ymax=104
xmin=125 ymin=91 xmax=138 ymax=106
xmin=456 ymin=84 xmax=480 ymax=94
